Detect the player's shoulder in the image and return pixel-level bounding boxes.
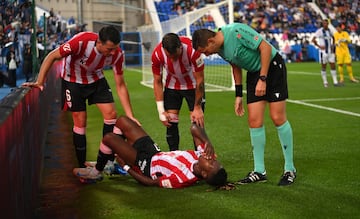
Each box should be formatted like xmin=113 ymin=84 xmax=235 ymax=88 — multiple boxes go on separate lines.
xmin=152 ymin=43 xmax=164 ymax=58
xmin=180 ymin=36 xmax=192 ymax=44
xmin=180 ymin=37 xmax=196 ymax=52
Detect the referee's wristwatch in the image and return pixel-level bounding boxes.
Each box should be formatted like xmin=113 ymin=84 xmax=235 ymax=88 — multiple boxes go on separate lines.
xmin=259 ymin=75 xmax=267 ymax=82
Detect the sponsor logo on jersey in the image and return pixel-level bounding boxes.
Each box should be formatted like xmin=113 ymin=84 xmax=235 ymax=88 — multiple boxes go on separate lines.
xmin=80 ymin=55 xmax=88 ymax=65
xmin=161 ymin=179 xmax=173 ymax=188
xmin=63 ymin=43 xmax=71 ymax=52
xmin=195 ymin=56 xmax=204 ymax=67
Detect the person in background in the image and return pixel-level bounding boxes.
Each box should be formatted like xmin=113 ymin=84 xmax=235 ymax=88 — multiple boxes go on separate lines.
xmin=22 ymin=43 xmax=32 ymax=82
xmin=311 ymin=19 xmax=339 ymax=87
xmin=334 ymin=24 xmax=359 ymax=84
xmin=7 ymin=50 xmax=17 ymax=87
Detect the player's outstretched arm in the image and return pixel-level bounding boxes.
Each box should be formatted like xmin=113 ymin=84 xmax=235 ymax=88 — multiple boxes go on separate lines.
xmin=22 ymin=48 xmax=63 ymax=91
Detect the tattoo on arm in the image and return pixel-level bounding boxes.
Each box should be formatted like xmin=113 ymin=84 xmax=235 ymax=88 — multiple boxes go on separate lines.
xmin=196 ymin=82 xmax=205 ymax=105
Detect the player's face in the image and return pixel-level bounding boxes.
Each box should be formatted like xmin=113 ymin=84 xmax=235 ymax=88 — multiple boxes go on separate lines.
xmin=322 ymin=21 xmax=329 ymax=29
xmin=196 ymin=40 xmax=217 ymax=56
xmin=98 ymin=40 xmax=119 ymax=57
xmin=198 ymin=156 xmax=222 ymax=178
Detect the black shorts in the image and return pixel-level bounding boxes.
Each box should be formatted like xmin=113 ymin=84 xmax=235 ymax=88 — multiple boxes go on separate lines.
xmin=246 ymin=53 xmax=288 ymax=104
xmin=133 ymin=136 xmax=161 ymax=177
xmin=164 ymin=88 xmax=205 ymax=111
xmin=61 ymin=78 xmax=114 ymax=112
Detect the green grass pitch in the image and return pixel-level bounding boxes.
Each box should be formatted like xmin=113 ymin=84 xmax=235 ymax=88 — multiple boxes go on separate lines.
xmin=80 ymin=61 xmax=360 ymax=219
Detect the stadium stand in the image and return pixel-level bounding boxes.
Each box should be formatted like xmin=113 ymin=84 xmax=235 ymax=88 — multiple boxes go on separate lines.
xmin=1 ymin=0 xmax=359 ymax=100
xmin=0 ymin=1 xmax=82 ymax=100
xmin=152 ymin=0 xmax=359 ymax=63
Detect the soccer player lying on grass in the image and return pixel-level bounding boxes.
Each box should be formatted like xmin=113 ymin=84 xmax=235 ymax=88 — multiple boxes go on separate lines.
xmin=73 ymin=115 xmax=227 ymax=188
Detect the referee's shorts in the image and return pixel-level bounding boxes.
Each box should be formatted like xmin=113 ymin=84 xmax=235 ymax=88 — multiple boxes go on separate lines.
xmin=246 ymin=53 xmax=288 ymax=104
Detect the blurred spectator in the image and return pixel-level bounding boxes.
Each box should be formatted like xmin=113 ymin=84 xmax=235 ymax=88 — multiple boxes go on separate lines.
xmin=68 ymin=16 xmax=75 ymax=26
xmin=7 ymin=50 xmax=17 ymax=87
xmin=22 ymin=43 xmax=32 ymax=82
xmin=269 ymin=37 xmax=279 ymax=50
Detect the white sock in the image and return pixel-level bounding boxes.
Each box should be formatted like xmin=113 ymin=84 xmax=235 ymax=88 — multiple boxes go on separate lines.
xmin=330 ymin=70 xmax=338 ymax=84
xmin=321 ymin=70 xmax=328 ymax=84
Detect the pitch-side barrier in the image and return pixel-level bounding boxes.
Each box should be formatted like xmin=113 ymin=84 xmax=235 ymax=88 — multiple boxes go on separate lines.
xmin=0 ymin=62 xmax=61 ymax=218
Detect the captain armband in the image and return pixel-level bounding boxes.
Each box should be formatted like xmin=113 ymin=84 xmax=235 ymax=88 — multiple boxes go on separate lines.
xmin=235 ymin=85 xmax=243 ymax=97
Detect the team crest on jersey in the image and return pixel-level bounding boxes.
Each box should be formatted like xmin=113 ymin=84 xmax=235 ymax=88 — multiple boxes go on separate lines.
xmin=63 ymin=43 xmax=71 ymax=52
xmin=196 ymin=57 xmax=204 ymax=67
xmin=105 ymin=58 xmax=112 ymax=65
xmin=79 ymin=55 xmax=88 ymax=65
xmin=254 ymin=36 xmax=259 ymax=41
xmin=237 ymin=33 xmax=241 ymax=39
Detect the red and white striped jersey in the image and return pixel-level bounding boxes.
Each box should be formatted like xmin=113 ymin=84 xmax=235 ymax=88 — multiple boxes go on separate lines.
xmin=151 ymin=36 xmax=204 ymax=90
xmin=58 ymin=31 xmax=124 ymax=84
xmin=150 ymin=150 xmax=202 ymax=188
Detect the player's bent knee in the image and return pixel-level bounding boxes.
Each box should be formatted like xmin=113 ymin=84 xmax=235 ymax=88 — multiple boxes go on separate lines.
xmin=168 ymin=113 xmax=179 ymax=123
xmin=115 ymin=115 xmax=128 ymax=128
xmin=102 ymin=133 xmax=117 ymax=145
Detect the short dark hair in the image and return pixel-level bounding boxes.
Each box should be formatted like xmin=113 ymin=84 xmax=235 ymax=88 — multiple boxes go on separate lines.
xmin=162 ymin=33 xmax=181 ymax=54
xmin=192 ymin=29 xmax=216 ymax=50
xmin=99 ymin=25 xmax=120 ymax=45
xmin=206 ymin=168 xmax=227 ymax=187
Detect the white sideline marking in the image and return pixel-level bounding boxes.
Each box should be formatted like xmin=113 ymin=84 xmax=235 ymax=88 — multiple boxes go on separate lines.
xmin=287 ymin=99 xmax=360 ymax=117
xmin=296 ymin=97 xmax=360 ymax=102
xmin=288 ymin=71 xmax=319 ymax=76
xmin=287 ymin=71 xmax=360 ymax=117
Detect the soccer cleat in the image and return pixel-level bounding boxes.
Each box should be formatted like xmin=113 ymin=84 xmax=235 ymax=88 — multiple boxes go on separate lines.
xmin=278 ymin=171 xmax=296 ymax=186
xmin=113 ymin=163 xmax=128 ymax=175
xmin=350 ymin=78 xmax=359 ymax=83
xmin=333 ymin=83 xmax=341 ymax=87
xmin=73 ymin=166 xmax=103 ymax=184
xmin=84 ymin=160 xmax=126 ymax=176
xmin=323 ymin=83 xmax=328 ymax=88
xmin=236 ymin=171 xmax=267 ymax=184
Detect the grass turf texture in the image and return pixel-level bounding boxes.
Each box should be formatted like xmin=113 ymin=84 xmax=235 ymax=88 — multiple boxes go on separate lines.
xmin=79 ymin=62 xmax=360 ymax=219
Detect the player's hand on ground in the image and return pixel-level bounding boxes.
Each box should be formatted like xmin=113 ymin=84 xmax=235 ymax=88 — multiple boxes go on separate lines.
xmin=234 ymin=97 xmax=245 ymax=116
xmin=22 ymin=81 xmax=44 ymax=91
